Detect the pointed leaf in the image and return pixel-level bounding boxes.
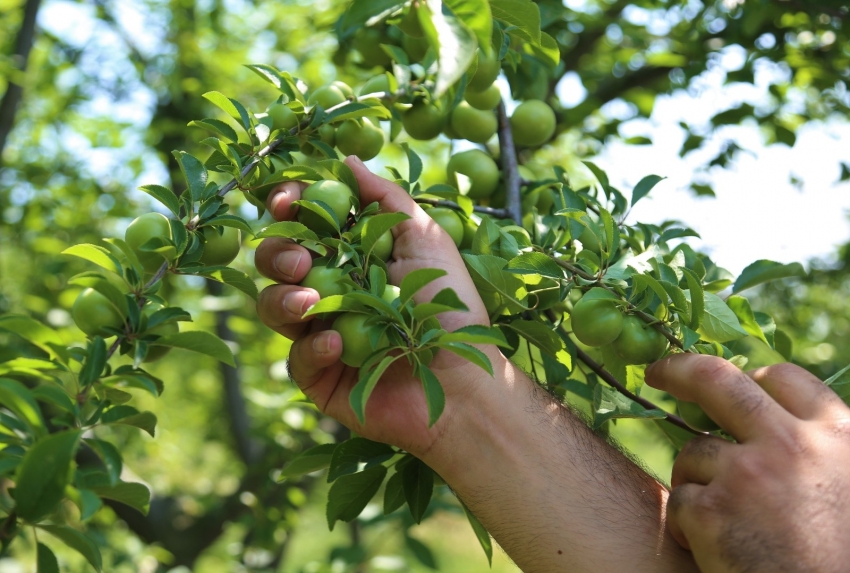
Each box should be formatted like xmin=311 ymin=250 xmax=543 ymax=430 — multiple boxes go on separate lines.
xmin=152 ymin=331 xmax=236 ymax=367
xmin=15 ymin=430 xmax=82 ymax=522
xmin=732 ymin=260 xmax=806 ymax=294
xmin=326 ymin=465 xmax=387 ymax=530
xmin=278 ymin=443 xmax=337 ymax=480
xmin=38 ymin=525 xmax=101 ymax=572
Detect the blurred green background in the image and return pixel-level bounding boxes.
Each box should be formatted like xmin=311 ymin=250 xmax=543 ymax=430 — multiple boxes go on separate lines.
xmin=1 ymin=0 xmax=849 ymax=570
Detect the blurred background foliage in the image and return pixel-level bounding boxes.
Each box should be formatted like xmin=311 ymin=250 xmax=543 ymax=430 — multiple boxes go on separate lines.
xmin=1 ymin=0 xmax=849 ymax=571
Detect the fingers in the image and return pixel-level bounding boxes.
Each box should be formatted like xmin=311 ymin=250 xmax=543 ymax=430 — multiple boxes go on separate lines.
xmin=257 ymin=284 xmax=320 ymax=340
xmin=646 ymin=354 xmax=796 ymax=442
xmin=747 ymin=362 xmax=849 ymax=421
xmin=665 ymin=483 xmax=708 ymax=552
xmin=287 ymin=330 xmax=346 ymax=398
xmin=671 ymin=436 xmax=733 ymax=488
xmin=255 ymin=238 xmax=313 ymax=283
xmin=345 ymin=156 xmax=422 ymax=219
xmin=267 ymin=181 xmax=309 ymax=221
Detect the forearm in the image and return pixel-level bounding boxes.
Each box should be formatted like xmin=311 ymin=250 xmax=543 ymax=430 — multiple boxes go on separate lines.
xmin=423 ymin=352 xmax=697 ymax=572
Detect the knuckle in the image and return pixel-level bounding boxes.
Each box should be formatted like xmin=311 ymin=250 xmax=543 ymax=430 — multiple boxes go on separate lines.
xmin=692 ymin=356 xmax=740 ymax=386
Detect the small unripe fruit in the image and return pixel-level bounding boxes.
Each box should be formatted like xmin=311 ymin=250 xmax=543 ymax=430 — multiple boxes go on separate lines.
xmin=359 ymin=74 xmax=391 ymax=97
xmin=510 ymin=100 xmax=556 ymax=148
xmin=351 ymin=215 xmax=394 ymax=261
xmin=465 ymin=83 xmax=501 ymax=110
xmin=297 ymin=180 xmax=356 ymax=234
xmin=199 ymin=226 xmax=241 ymax=267
xmin=125 ymin=213 xmax=174 ymax=274
xmin=308 ymin=84 xmax=349 ymax=111
xmin=612 ymin=316 xmax=669 ymax=365
xmin=141 ymin=303 xmax=179 ymax=362
xmin=450 ymin=102 xmax=497 ymax=143
xmin=267 ymin=103 xmax=299 ymax=131
xmin=353 ymin=28 xmax=391 ymax=68
xmin=72 ymin=288 xmax=125 ymax=337
xmin=402 ymin=101 xmax=445 ymax=141
xmin=677 ymin=399 xmax=721 ymax=432
xmin=468 ymin=49 xmax=500 ymax=92
xmin=447 ymin=149 xmax=500 ymax=200
xmin=571 ymin=297 xmax=624 ymax=347
xmin=300 ymin=124 xmax=336 ymax=157
xmin=397 ymin=6 xmax=424 ymax=37
xmin=459 ymin=215 xmax=479 ymax=250
xmin=429 ymin=207 xmax=464 ymax=246
xmin=336 ymin=118 xmax=385 ymax=161
xmin=300 ymin=266 xmax=351 ymax=299
xmin=333 ymin=313 xmax=389 ymax=367
xmin=381 ymin=284 xmax=401 ymax=305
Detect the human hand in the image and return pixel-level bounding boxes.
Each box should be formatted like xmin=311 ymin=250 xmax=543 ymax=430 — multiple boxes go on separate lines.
xmin=646 ymin=355 xmax=850 ymax=573
xmin=254 ymin=155 xmax=502 ymax=457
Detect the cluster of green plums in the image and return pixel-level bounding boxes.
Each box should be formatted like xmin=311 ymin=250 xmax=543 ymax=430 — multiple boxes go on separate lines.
xmin=70 ymin=212 xmax=241 ymax=360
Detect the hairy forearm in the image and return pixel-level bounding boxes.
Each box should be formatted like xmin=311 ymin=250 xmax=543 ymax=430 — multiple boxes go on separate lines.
xmin=423 ymin=354 xmax=698 ymax=572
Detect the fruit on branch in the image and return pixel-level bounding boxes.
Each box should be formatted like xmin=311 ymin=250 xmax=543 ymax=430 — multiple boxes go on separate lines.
xmin=353 ymin=28 xmax=392 ymax=68
xmin=307 ymin=83 xmax=350 ymax=111
xmin=331 ymin=81 xmax=354 ymax=99
xmin=402 ymin=34 xmax=430 ymax=61
xmin=447 ymin=149 xmax=500 ymax=199
xmin=300 ymin=266 xmax=352 ymax=299
xmin=336 ymin=117 xmax=385 ymax=161
xmin=468 ymin=48 xmax=501 ymax=92
xmin=360 ymin=74 xmax=391 ymax=98
xmin=465 ymin=83 xmax=501 ymax=110
xmin=449 ymin=101 xmax=497 ymax=143
xmin=332 ymin=312 xmax=389 ymax=367
xmin=396 ymin=4 xmax=424 ymax=38
xmin=72 ymin=288 xmax=125 ymax=337
xmin=380 ymin=284 xmax=401 ymax=305
xmin=199 ymin=226 xmax=241 ymax=267
xmin=125 ymin=213 xmax=174 ymax=274
xmin=676 ymin=399 xmax=721 ymax=432
xmin=300 ymin=124 xmax=336 ymax=157
xmin=402 ymin=101 xmax=445 ymax=141
xmin=570 ymin=294 xmax=624 ymax=347
xmin=297 ymin=179 xmax=356 ymax=234
xmin=267 ymin=103 xmax=299 ymax=131
xmin=351 ymin=215 xmax=394 ymax=261
xmin=611 ymin=315 xmax=669 ymax=365
xmin=459 ymin=215 xmax=479 ymax=250
xmin=510 ymin=100 xmax=556 ymax=148
xmin=428 ymin=207 xmax=464 ymax=246
xmin=140 ymin=303 xmax=179 ymax=362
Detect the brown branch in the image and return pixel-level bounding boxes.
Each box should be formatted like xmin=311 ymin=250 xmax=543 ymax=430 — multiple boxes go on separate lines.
xmin=0 ymin=0 xmax=42 ymax=162
xmin=414 ymin=196 xmax=509 ymax=218
xmin=496 ymin=100 xmax=522 ymax=224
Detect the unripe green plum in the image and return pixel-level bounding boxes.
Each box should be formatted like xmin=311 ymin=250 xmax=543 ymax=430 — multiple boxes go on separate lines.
xmin=465 ymin=83 xmax=501 ymax=110
xmin=402 ymin=101 xmax=445 ymax=141
xmin=300 ymin=124 xmax=336 ymax=157
xmin=267 ymin=103 xmax=299 ymax=131
xmin=336 ymin=118 xmax=385 ymax=161
xmin=447 ymin=149 xmax=500 ymax=200
xmin=510 ymin=100 xmax=556 ymax=147
xmin=677 ymin=399 xmax=721 ymax=432
xmin=359 ymin=74 xmax=391 ymax=97
xmin=125 ymin=213 xmax=174 ymax=274
xmin=612 ymin=316 xmax=669 ymax=365
xmin=353 ymin=28 xmax=391 ymax=68
xmin=300 ymin=266 xmax=351 ymax=299
xmin=308 ymin=84 xmax=349 ymax=110
xmin=333 ymin=313 xmax=389 ymax=367
xmin=468 ymin=49 xmax=500 ymax=92
xmin=381 ymin=284 xmax=401 ymax=305
xmin=450 ymin=101 xmax=497 ymax=143
xmin=429 ymin=207 xmax=464 ymax=246
xmin=397 ymin=5 xmax=424 ymax=37
xmin=459 ymin=215 xmax=479 ymax=250
xmin=331 ymin=81 xmax=354 ymax=99
xmin=141 ymin=304 xmax=179 ymax=362
xmin=351 ymin=215 xmax=394 ymax=261
xmin=199 ymin=226 xmax=240 ymax=267
xmin=571 ymin=296 xmax=624 ymax=347
xmin=72 ymin=288 xmax=125 ymax=337
xmin=297 ymin=179 xmax=356 ymax=234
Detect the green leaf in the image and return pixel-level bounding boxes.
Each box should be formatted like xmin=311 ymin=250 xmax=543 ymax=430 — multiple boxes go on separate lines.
xmin=361 ymin=213 xmax=409 ymax=258
xmin=316 ymin=159 xmax=360 ymax=195
xmin=37 ymin=543 xmax=59 ymax=573
xmin=138 ymin=184 xmax=180 ymax=216
xmin=0 ymin=315 xmax=68 ymax=362
xmin=694 ymin=292 xmax=748 ymax=344
xmin=402 ymin=143 xmax=423 ymax=182
xmin=489 ymin=0 xmax=540 ymax=44
xmin=38 ymin=525 xmax=102 ymax=572
xmin=418 ymin=365 xmax=445 ymax=427
xmin=90 ymin=482 xmax=150 ymax=515
xmin=102 ymin=407 xmax=158 ymax=437
xmin=437 ymin=342 xmax=493 ymax=375
xmin=732 ymin=260 xmax=805 ymax=294
xmin=84 ymin=439 xmax=122 ymax=486
xmin=15 ymin=430 xmax=81 ymax=522
xmin=350 ymin=356 xmax=398 ymax=424
xmin=631 ymin=175 xmax=665 ymax=207
xmin=445 ymin=0 xmax=493 ymax=54
xmin=506 ymin=252 xmax=564 ymax=279
xmin=503 ymin=320 xmax=563 ymax=357
xmin=462 ymin=501 xmax=492 ymax=565
xmin=402 ymin=457 xmax=434 ymax=524
xmin=257 ymin=221 xmax=320 ymax=242
xmin=326 ymin=464 xmax=387 ymax=530
xmin=420 ymin=0 xmax=478 ymax=96
xmin=202 ymin=267 xmax=259 ymax=301
xmin=188 ymin=118 xmax=239 ymax=142
xmin=400 ymin=268 xmax=448 ymax=306
xmin=278 ymin=443 xmax=337 ymax=481
xmin=462 ymin=254 xmax=529 ymax=315
xmin=173 ymin=151 xmax=209 ymax=202
xmin=339 ymin=0 xmax=406 ymax=38
xmin=74 ymin=488 xmax=102 ymax=521
xmin=681 ymin=269 xmax=704 ymax=330
xmin=202 ymin=91 xmax=250 ymax=129
xmin=31 ymin=385 xmax=75 ymax=414
xmin=328 ymin=438 xmax=395 ymax=483
xmin=592 ymin=385 xmax=666 ymax=428
xmin=437 ymin=325 xmax=508 ymax=347
xmin=0 ymin=378 xmax=47 ymax=438
xmin=152 ymin=331 xmax=236 ymax=367
xmin=383 ymin=470 xmax=405 ymax=514
xmin=726 ymin=295 xmax=769 ymax=345
xmin=405 ymin=534 xmax=438 ymax=569
xmin=62 ymin=244 xmax=123 ymax=275
xmin=325 ymin=101 xmax=391 ymax=124
xmin=78 ymin=337 xmax=107 ymax=388
xmin=302 ymin=295 xmax=367 ymax=317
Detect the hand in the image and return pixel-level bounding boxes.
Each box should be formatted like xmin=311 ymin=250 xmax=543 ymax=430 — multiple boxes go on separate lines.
xmin=254 ymin=155 xmax=502 ymax=457
xmin=646 ymin=355 xmax=850 ymax=573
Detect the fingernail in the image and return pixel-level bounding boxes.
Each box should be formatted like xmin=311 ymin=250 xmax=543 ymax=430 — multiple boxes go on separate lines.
xmin=645 ymin=360 xmax=660 ymax=377
xmin=283 ymin=291 xmax=307 ymax=316
xmin=347 ymin=155 xmax=364 ymax=167
xmin=274 ymin=250 xmax=303 ymax=280
xmin=313 ymin=332 xmax=332 ymax=354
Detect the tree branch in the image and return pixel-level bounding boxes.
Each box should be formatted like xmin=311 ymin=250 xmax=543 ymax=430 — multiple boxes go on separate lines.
xmin=496 ymin=100 xmax=522 ymax=224
xmin=0 ymin=0 xmax=42 ymax=162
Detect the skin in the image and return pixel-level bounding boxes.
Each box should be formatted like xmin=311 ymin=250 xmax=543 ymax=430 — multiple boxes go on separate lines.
xmin=646 ymin=356 xmax=850 ymax=573
xmin=255 ymin=156 xmax=695 ymax=573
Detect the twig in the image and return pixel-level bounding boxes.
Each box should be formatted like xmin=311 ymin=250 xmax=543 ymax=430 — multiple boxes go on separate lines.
xmin=414 ymin=197 xmax=509 ymax=218
xmin=496 ymin=100 xmax=522 ymax=224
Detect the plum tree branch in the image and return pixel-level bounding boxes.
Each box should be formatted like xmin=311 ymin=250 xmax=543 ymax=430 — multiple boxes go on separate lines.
xmin=496 ymin=100 xmax=522 ymax=224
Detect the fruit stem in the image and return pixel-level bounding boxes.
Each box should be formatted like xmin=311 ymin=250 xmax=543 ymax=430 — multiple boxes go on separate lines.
xmin=573 ymin=345 xmax=702 ymax=435
xmin=496 ymin=99 xmax=522 ymax=224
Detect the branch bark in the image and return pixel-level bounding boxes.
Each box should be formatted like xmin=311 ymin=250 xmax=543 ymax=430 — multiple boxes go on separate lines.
xmin=0 ymin=0 xmax=42 ymax=162
xmin=496 ymin=100 xmax=522 ymax=224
